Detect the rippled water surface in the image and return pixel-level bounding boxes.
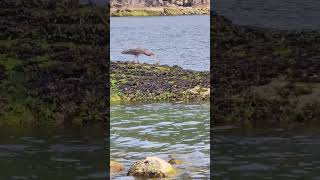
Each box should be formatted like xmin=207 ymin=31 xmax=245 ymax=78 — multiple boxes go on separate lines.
xmin=0 ymin=127 xmax=106 ymax=180
xmin=111 ymin=15 xmax=210 ymax=71
xmin=214 ymin=128 xmax=320 ymax=179
xmin=215 ymin=0 xmax=320 ymax=30
xmin=111 ymin=103 xmax=210 ymax=179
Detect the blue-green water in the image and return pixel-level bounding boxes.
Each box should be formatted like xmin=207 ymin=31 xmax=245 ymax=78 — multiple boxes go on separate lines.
xmin=214 ymin=127 xmax=320 ymax=179
xmin=110 ymin=103 xmax=210 ymax=179
xmin=0 ymin=127 xmax=106 ymax=180
xmin=111 ymin=15 xmax=210 ymax=71
xmin=215 ymin=0 xmax=320 ymax=30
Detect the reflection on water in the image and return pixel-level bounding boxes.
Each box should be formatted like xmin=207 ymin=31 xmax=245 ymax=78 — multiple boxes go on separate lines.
xmin=0 ymin=127 xmax=106 ymax=180
xmin=215 ymin=0 xmax=320 ymax=30
xmin=214 ymin=128 xmax=320 ymax=179
xmin=111 ymin=103 xmax=210 ymax=179
xmin=111 ymin=15 xmax=210 ymax=71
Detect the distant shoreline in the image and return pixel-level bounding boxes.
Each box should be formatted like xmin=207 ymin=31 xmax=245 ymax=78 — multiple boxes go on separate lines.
xmin=110 ymin=7 xmax=210 ymax=17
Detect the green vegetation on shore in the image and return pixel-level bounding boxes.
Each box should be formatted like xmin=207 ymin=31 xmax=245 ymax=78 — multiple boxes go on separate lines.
xmin=212 ymin=15 xmax=320 ymax=128
xmin=110 ymin=61 xmax=209 ymax=103
xmin=0 ymin=0 xmax=108 ymax=127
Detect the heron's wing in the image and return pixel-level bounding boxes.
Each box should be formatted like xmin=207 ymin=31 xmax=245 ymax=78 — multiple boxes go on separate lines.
xmin=121 ymin=48 xmax=136 ymax=54
xmin=123 ymin=48 xmax=144 ymax=54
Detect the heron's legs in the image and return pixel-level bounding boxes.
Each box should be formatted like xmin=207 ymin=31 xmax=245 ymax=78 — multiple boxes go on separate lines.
xmin=154 ymin=57 xmax=159 ymax=65
xmin=133 ymin=55 xmax=137 ymax=63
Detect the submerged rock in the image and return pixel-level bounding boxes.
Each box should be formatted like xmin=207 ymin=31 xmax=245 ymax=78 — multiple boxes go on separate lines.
xmin=127 ymin=157 xmax=176 ymax=178
xmin=168 ymin=154 xmax=184 ymax=165
xmin=110 ymin=161 xmax=124 ymax=173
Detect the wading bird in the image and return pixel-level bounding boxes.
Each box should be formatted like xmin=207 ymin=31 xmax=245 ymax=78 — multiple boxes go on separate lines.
xmin=121 ymin=48 xmax=159 ymax=64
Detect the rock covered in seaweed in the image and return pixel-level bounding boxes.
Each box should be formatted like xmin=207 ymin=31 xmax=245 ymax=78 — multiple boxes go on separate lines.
xmin=0 ymin=0 xmax=108 ymax=126
xmin=110 ymin=61 xmax=209 ymax=103
xmin=211 ymin=14 xmax=320 ymax=127
xmin=127 ymin=157 xmax=176 ymax=178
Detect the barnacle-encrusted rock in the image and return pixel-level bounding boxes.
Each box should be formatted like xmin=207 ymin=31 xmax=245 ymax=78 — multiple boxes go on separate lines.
xmin=127 ymin=157 xmax=176 ymax=178
xmin=110 ymin=61 xmax=210 ymax=103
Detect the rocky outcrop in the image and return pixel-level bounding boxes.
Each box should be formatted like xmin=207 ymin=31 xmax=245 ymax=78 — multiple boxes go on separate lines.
xmin=111 ymin=0 xmax=209 ymax=8
xmin=110 ymin=61 xmax=209 ymax=103
xmin=211 ymin=14 xmax=320 ymax=128
xmin=110 ymin=0 xmax=210 ymax=16
xmin=127 ymin=157 xmax=176 ymax=178
xmin=0 ymin=0 xmax=108 ymax=126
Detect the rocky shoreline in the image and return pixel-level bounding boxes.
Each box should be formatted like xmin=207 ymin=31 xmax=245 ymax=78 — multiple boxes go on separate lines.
xmin=111 ymin=61 xmax=209 ymax=103
xmin=110 ymin=6 xmax=209 ymax=16
xmin=110 ymin=0 xmax=209 ymax=16
xmin=0 ymin=0 xmax=108 ymax=127
xmin=212 ymin=14 xmax=320 ymax=128
xmin=4 ymin=0 xmax=319 ymax=128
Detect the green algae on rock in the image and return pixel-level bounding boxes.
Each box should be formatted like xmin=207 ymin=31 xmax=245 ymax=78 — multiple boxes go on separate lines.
xmin=110 ymin=61 xmax=209 ymax=103
xmin=0 ymin=0 xmax=108 ymax=126
xmin=127 ymin=157 xmax=176 ymax=178
xmin=211 ymin=14 xmax=320 ymax=128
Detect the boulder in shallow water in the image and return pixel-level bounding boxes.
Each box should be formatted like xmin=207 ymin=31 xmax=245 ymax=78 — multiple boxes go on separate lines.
xmin=110 ymin=160 xmax=124 ymax=173
xmin=127 ymin=157 xmax=176 ymax=178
